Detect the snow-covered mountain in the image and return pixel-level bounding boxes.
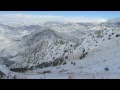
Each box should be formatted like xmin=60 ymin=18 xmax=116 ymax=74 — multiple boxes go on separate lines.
xmin=1 ymin=20 xmax=120 ymax=79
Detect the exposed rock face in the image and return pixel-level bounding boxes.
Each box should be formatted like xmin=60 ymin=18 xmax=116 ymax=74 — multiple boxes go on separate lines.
xmin=10 ymin=57 xmax=65 ymax=72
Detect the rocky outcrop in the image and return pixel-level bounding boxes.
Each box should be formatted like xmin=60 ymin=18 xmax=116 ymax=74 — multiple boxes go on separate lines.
xmin=10 ymin=57 xmax=65 ymax=72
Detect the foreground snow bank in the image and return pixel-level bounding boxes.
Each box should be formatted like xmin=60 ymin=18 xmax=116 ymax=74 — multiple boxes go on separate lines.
xmin=0 ymin=65 xmax=18 ymax=79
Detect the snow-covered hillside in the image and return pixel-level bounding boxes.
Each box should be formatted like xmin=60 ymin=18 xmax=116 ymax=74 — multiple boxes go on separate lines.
xmin=1 ymin=19 xmax=120 ymax=79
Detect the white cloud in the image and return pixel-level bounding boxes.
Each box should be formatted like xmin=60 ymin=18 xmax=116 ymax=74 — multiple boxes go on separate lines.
xmin=107 ymin=18 xmax=120 ymax=23
xmin=0 ymin=14 xmax=108 ymax=26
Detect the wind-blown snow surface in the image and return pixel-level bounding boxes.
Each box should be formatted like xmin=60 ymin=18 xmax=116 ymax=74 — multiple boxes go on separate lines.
xmin=1 ymin=19 xmax=120 ymax=79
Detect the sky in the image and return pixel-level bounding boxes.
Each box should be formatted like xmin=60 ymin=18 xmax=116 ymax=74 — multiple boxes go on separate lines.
xmin=0 ymin=11 xmax=120 ymax=18
xmin=0 ymin=11 xmax=120 ymax=25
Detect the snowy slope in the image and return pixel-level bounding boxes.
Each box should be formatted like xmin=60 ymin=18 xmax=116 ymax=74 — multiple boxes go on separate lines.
xmin=15 ymin=27 xmax=120 ymax=79
xmin=1 ymin=20 xmax=120 ymax=79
